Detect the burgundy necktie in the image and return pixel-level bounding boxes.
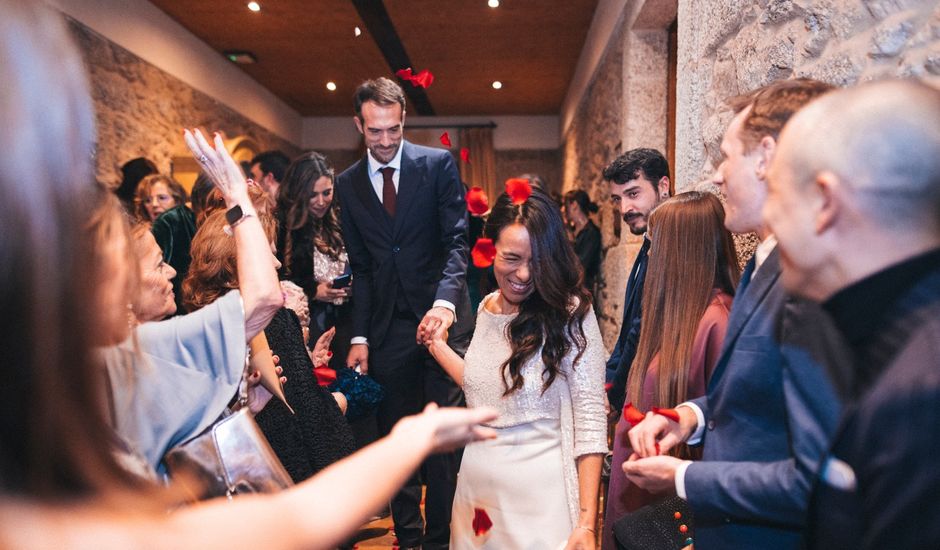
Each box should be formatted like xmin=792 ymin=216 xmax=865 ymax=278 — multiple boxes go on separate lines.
xmin=380 ymin=166 xmax=396 ymax=217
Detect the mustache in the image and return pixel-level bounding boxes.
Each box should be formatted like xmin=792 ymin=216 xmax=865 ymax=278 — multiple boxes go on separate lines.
xmin=622 ymin=212 xmax=644 ymax=223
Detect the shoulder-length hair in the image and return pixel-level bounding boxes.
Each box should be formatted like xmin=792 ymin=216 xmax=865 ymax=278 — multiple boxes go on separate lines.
xmin=275 ymin=152 xmax=343 ymax=278
xmin=183 ymin=209 xmax=277 ymax=311
xmin=0 ymin=1 xmax=146 ymax=499
xmin=484 ymin=188 xmax=593 ymax=396
xmin=626 ymin=191 xmax=739 ymax=409
xmin=134 ymin=174 xmax=188 ymax=221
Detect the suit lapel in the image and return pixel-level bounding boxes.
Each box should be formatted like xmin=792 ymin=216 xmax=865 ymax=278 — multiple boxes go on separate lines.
xmin=707 ymin=248 xmax=782 ymax=389
xmin=392 ymin=141 xmax=424 ymax=237
xmin=350 ymin=158 xmax=393 ymax=234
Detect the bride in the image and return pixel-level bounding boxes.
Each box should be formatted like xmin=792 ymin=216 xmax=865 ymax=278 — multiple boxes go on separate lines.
xmin=425 ymin=187 xmax=608 ymax=549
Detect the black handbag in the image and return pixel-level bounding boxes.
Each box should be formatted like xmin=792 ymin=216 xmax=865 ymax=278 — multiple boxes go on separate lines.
xmin=328 ymin=365 xmax=384 ymax=421
xmin=613 ymin=495 xmax=694 ymax=550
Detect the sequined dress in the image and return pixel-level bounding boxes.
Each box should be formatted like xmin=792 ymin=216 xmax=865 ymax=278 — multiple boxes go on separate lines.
xmin=450 ymin=293 xmax=608 ymax=549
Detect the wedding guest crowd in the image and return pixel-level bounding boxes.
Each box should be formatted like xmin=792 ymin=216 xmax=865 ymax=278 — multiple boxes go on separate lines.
xmin=1 ymin=2 xmax=938 ymax=550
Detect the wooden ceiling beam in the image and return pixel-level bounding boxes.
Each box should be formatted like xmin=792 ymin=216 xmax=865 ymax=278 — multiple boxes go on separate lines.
xmin=351 ymin=0 xmax=435 ymax=116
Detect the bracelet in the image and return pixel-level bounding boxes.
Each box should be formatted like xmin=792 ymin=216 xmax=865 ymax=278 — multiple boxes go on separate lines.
xmin=576 ymin=525 xmax=596 ymax=534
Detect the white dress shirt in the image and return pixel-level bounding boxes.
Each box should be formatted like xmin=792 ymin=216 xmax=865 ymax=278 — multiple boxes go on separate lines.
xmin=349 ymin=144 xmax=456 ymax=346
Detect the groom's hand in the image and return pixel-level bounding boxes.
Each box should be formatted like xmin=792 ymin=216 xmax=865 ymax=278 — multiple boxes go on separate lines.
xmin=417 ymin=306 xmax=455 ymax=344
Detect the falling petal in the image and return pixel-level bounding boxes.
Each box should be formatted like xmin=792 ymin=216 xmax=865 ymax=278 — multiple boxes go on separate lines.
xmin=412 ymin=68 xmax=435 ymax=88
xmin=440 ymin=131 xmax=452 ymax=148
xmin=466 ymin=187 xmax=489 ymax=215
xmin=460 ymin=148 xmax=471 ymax=163
xmin=471 ymin=238 xmax=496 ymax=268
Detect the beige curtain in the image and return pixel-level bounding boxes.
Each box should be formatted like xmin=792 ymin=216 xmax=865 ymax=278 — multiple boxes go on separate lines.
xmin=458 ymin=127 xmax=497 ymax=205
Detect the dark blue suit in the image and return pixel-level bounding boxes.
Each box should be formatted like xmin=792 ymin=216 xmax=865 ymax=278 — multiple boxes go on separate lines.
xmin=684 ymin=248 xmax=846 ymax=549
xmin=336 ymin=140 xmax=470 ymax=549
xmin=606 ymin=238 xmax=649 ymax=411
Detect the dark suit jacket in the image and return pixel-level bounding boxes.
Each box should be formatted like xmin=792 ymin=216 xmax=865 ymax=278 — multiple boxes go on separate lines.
xmin=684 ymin=248 xmax=846 ymax=549
xmin=605 ymin=237 xmax=649 ymax=411
xmin=336 ymin=141 xmax=470 ymax=348
xmin=808 ymin=266 xmax=940 ymax=549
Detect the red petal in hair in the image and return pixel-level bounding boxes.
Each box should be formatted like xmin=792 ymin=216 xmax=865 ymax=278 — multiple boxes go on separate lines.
xmin=440 ymin=131 xmax=452 ymax=147
xmin=466 ymin=187 xmax=489 ymax=215
xmin=472 ymin=507 xmax=493 ymax=536
xmin=652 ymin=407 xmax=681 ymax=423
xmin=623 ymin=402 xmax=646 ymax=427
xmin=460 ymin=148 xmax=471 ymax=163
xmin=504 ymin=178 xmax=532 ymax=205
xmin=471 ymin=238 xmax=496 ymax=268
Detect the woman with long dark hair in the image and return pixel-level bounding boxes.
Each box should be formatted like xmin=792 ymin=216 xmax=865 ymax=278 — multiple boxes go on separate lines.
xmin=602 ymin=191 xmax=739 ymax=549
xmin=275 ymin=152 xmax=352 ymax=365
xmin=426 ymin=187 xmax=607 ymax=549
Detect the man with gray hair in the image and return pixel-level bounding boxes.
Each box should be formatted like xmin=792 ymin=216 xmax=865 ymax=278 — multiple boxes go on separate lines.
xmin=765 ymin=79 xmax=940 ymax=548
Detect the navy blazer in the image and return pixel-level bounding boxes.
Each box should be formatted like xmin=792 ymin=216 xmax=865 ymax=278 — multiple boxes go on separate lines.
xmin=335 ymin=141 xmax=469 ymax=347
xmin=605 ymin=238 xmax=650 ymax=411
xmin=684 ymin=248 xmax=846 ymax=549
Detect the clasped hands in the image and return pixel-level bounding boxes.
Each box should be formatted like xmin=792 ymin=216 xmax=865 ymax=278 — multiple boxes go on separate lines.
xmin=416 ymin=306 xmax=455 ymax=346
xmin=620 ymin=407 xmax=696 ymax=494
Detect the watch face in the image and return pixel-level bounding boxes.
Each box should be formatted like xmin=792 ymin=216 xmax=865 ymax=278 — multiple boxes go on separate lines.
xmin=226 ymin=204 xmax=244 ymax=225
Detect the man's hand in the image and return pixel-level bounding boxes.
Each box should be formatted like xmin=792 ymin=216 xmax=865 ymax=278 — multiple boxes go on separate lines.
xmin=628 ymin=406 xmax=697 ymax=458
xmin=417 ymin=306 xmax=455 ymax=344
xmin=622 ymin=454 xmax=685 ymax=494
xmin=347 ymin=343 xmax=369 ymax=374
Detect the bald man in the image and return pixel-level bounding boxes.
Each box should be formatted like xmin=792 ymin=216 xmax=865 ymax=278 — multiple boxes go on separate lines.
xmin=765 ymin=79 xmax=940 ymax=549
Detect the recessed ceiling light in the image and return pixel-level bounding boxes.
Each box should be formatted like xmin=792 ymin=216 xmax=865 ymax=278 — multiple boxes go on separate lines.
xmin=247 ymin=2 xmax=261 ymax=12
xmin=354 ymin=26 xmax=362 ymax=37
xmin=492 ymin=81 xmax=503 ymax=89
xmin=326 ymin=81 xmax=337 ymax=91
xmin=488 ymin=0 xmax=500 ymax=7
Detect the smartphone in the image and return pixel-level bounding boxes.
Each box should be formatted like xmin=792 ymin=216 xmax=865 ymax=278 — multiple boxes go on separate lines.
xmin=331 ymin=273 xmax=352 ymax=289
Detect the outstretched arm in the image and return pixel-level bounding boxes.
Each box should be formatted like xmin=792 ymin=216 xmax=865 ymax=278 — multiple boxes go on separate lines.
xmin=425 ymin=332 xmax=466 ymax=386
xmin=184 ymin=129 xmax=283 ymax=341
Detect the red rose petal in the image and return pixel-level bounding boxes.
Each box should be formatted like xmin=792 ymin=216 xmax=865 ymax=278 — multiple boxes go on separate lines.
xmin=505 ymin=178 xmax=532 ymax=205
xmin=412 ymin=68 xmax=434 ymax=88
xmin=604 ymin=382 xmax=614 ymax=392
xmin=472 ymin=507 xmax=493 ymax=536
xmin=471 ymin=238 xmax=496 ymax=268
xmin=460 ymin=148 xmax=470 ymax=163
xmin=440 ymin=131 xmax=452 ymax=147
xmin=623 ymin=402 xmax=646 ymax=427
xmin=395 ymin=68 xmax=413 ymax=81
xmin=466 ymin=186 xmax=489 ymax=215
xmin=655 ymin=442 xmax=661 ymax=456
xmin=652 ymin=407 xmax=681 ymax=423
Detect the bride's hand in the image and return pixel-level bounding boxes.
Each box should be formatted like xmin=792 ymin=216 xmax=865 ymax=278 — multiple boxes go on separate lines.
xmin=183 ymin=128 xmax=249 ymax=206
xmin=563 ymin=526 xmax=596 ymax=550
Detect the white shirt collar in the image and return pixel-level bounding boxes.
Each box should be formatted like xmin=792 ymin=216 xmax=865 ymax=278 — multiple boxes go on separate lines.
xmin=754 ymin=234 xmax=778 ymax=271
xmin=367 ymin=142 xmax=404 ymax=176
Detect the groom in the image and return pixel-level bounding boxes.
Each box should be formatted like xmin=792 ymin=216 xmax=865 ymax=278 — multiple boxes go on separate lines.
xmin=336 ymin=77 xmax=472 ymax=550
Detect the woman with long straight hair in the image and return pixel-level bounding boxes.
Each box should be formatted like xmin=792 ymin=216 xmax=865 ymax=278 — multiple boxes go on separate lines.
xmin=602 ymin=191 xmax=739 ymax=549
xmin=426 ymin=187 xmax=608 ymax=550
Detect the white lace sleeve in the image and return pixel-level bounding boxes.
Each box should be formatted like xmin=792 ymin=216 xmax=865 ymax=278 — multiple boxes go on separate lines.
xmin=568 ymin=306 xmax=609 ymax=458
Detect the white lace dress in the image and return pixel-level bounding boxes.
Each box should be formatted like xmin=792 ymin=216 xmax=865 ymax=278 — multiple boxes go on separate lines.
xmin=450 ymin=293 xmax=608 ymax=549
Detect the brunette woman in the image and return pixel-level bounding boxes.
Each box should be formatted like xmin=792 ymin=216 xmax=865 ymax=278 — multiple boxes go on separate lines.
xmin=134 ymin=173 xmax=188 ymax=223
xmin=602 ymin=191 xmax=739 ymax=549
xmin=426 ymin=188 xmax=607 ymax=550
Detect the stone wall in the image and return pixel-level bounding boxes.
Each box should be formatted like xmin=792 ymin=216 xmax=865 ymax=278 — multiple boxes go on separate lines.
xmin=561 ymin=2 xmax=675 ymax=347
xmin=68 ymin=18 xmax=301 ymax=188
xmin=675 ymin=0 xmax=940 ymax=186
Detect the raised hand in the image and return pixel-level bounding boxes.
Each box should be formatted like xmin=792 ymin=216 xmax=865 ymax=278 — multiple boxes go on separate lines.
xmin=183 ymin=128 xmax=248 ymax=206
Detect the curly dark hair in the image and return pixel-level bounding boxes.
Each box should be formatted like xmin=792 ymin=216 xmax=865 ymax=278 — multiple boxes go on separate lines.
xmin=484 ymin=187 xmax=593 ymax=396
xmin=602 ymin=148 xmax=670 ymax=189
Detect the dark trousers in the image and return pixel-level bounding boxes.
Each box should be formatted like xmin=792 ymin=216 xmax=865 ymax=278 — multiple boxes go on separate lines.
xmin=370 ymin=313 xmax=466 ymax=550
